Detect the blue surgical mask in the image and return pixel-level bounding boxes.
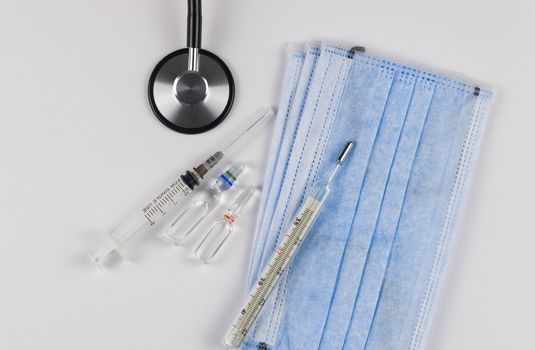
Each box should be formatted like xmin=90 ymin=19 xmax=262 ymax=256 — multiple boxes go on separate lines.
xmin=240 ymin=44 xmax=492 ymax=350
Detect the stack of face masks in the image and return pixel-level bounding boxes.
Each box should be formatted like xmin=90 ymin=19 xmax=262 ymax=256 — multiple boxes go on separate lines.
xmin=243 ymin=43 xmax=492 ymax=350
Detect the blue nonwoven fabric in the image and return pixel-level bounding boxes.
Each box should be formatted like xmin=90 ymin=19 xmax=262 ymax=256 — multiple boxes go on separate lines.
xmin=240 ymin=43 xmax=492 ymax=350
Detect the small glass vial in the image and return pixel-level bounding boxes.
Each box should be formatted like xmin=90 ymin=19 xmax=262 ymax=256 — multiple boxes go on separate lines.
xmin=161 ymin=162 xmax=245 ymax=245
xmin=194 ymin=185 xmax=256 ymax=263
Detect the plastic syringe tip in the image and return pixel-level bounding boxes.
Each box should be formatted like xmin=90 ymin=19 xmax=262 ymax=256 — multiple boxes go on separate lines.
xmin=89 ymin=239 xmax=118 ymax=268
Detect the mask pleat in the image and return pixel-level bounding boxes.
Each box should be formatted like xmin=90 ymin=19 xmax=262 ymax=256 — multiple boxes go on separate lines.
xmin=318 ymin=69 xmax=418 ymax=350
xmin=248 ymin=45 xmax=351 ymax=345
xmin=247 ymin=48 xmax=307 ymax=288
xmin=253 ymin=48 xmax=332 ymax=290
xmin=247 ymin=46 xmax=320 ymax=291
xmin=273 ymin=55 xmax=396 ymax=350
xmin=341 ymin=76 xmax=437 ymax=350
xmin=364 ymin=87 xmax=479 ymax=350
xmin=408 ymin=93 xmax=491 ymax=350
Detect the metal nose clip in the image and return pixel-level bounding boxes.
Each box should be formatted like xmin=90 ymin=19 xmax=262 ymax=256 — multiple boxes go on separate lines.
xmin=336 ymin=141 xmax=354 ymax=164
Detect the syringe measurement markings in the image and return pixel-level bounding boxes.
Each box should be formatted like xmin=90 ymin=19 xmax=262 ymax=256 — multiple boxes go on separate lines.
xmin=166 ymin=194 xmax=175 ymax=204
xmin=144 ymin=214 xmax=155 ymax=225
xmin=232 ymin=205 xmax=316 ymax=334
xmin=144 ymin=185 xmax=188 ymax=221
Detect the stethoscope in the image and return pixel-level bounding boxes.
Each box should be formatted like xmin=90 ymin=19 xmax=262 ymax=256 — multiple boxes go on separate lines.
xmin=148 ymin=0 xmax=235 ymax=134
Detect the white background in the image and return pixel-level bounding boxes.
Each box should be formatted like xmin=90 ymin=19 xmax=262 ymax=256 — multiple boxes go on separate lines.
xmin=1 ymin=0 xmax=534 ymax=349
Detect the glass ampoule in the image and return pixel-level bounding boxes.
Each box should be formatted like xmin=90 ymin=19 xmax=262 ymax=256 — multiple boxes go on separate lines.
xmin=161 ymin=162 xmax=245 ymax=245
xmin=194 ymin=185 xmax=256 ymax=263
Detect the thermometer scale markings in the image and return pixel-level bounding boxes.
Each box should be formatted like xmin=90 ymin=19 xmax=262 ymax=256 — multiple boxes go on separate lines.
xmin=231 ymin=197 xmax=321 ymax=336
xmin=223 ymin=141 xmax=353 ymax=348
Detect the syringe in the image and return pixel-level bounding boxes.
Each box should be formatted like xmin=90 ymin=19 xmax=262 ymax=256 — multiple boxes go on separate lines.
xmin=221 ymin=141 xmax=354 ymax=348
xmin=89 ymin=108 xmax=274 ymax=268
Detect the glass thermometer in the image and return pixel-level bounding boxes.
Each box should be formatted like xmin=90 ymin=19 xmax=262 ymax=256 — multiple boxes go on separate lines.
xmin=222 ymin=141 xmax=354 ymax=348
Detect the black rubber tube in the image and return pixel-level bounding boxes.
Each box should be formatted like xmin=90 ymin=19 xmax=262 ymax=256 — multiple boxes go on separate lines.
xmin=187 ymin=0 xmax=202 ymax=48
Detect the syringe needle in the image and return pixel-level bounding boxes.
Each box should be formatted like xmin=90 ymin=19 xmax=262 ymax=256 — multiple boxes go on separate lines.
xmin=221 ymin=108 xmax=275 ymax=153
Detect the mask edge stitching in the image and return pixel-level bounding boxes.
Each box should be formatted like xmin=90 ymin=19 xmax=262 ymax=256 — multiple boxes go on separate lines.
xmin=248 ymin=54 xmax=305 ymax=286
xmin=264 ymin=52 xmax=335 ymax=343
xmin=271 ymin=54 xmax=353 ymax=348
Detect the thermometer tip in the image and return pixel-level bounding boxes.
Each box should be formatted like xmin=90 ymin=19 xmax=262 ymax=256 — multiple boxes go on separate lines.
xmin=336 ymin=141 xmax=354 ymax=164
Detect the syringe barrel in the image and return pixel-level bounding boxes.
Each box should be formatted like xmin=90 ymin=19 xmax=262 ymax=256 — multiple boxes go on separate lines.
xmin=193 ymin=186 xmax=256 ymax=263
xmin=90 ymin=175 xmax=193 ymax=267
xmin=193 ymin=219 xmax=233 ymax=263
xmin=90 ymin=153 xmax=224 ymax=267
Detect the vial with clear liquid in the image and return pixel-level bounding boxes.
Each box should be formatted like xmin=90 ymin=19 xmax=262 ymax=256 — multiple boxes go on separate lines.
xmin=161 ymin=162 xmax=245 ymax=245
xmin=194 ymin=185 xmax=256 ymax=263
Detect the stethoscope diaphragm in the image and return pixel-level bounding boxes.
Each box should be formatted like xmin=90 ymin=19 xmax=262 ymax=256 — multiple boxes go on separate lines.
xmin=148 ymin=48 xmax=234 ymax=134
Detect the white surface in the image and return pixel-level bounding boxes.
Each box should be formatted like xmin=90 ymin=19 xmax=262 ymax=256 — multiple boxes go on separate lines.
xmin=1 ymin=0 xmax=534 ymax=349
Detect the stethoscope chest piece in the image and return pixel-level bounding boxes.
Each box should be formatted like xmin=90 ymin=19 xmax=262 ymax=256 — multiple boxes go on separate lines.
xmin=148 ymin=0 xmax=234 ymax=134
